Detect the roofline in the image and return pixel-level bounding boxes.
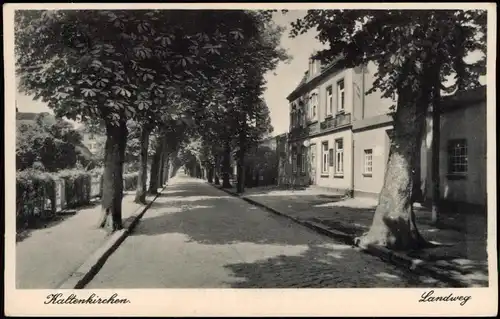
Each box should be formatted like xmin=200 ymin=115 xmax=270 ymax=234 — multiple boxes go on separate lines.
xmin=441 ymin=85 xmax=486 ymax=108
xmin=286 ymin=61 xmax=346 ymax=102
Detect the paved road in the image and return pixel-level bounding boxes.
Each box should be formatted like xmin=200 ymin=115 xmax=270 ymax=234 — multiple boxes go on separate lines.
xmin=85 ymin=175 xmax=449 ymax=288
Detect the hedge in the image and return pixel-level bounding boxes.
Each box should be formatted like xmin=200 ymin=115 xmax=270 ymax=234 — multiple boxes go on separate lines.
xmin=16 ymin=168 xmax=140 ymax=230
xmin=16 ymin=169 xmax=57 ymax=227
xmin=57 ymin=169 xmax=92 ymax=208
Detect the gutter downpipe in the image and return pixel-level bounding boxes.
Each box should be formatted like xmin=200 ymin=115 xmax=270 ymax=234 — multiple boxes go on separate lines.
xmin=351 ymin=65 xmax=366 ymax=198
xmin=351 ymin=137 xmax=355 ymax=198
xmin=361 ymin=63 xmax=366 ymax=120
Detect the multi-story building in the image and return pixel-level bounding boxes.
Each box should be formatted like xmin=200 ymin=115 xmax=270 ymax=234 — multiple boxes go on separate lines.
xmin=76 ymin=124 xmax=106 ymax=156
xmin=285 ymin=57 xmax=487 ymax=207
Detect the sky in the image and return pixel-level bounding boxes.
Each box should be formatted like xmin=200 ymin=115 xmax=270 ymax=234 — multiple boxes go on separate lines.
xmin=15 ymin=10 xmax=484 ymax=134
xmin=263 ymin=11 xmax=326 ymax=136
xmin=15 ymin=10 xmax=324 ymax=133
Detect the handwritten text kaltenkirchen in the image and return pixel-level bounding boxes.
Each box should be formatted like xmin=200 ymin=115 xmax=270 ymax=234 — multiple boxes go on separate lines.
xmin=45 ymin=293 xmax=131 ymax=305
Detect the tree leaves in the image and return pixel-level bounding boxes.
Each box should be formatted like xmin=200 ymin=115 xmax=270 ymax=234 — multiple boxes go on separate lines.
xmin=15 ymin=8 xmax=286 ymax=164
xmin=81 ymin=88 xmax=96 ymax=97
xmin=136 ymin=100 xmax=152 ymax=111
xmin=289 ymin=9 xmax=486 ymax=100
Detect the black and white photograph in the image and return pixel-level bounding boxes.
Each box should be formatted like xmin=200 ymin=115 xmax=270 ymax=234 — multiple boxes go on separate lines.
xmin=4 ymin=2 xmax=497 ymax=317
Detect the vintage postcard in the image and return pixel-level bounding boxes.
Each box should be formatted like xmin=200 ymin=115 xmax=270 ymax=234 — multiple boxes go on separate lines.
xmin=3 ymin=2 xmax=497 ymax=317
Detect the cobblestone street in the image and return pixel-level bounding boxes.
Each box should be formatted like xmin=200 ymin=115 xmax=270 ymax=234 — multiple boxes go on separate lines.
xmin=86 ymin=175 xmax=450 ymax=288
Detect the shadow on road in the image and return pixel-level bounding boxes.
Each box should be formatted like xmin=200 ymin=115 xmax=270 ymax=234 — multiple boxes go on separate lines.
xmin=133 ymin=197 xmax=327 ymax=246
xmin=222 ymin=244 xmax=448 ymax=288
xmin=128 ymin=180 xmax=453 ymax=288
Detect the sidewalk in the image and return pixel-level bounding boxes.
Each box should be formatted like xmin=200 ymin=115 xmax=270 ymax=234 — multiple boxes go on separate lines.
xmin=16 ymin=191 xmax=153 ymax=289
xmin=217 ymin=184 xmax=488 ymax=287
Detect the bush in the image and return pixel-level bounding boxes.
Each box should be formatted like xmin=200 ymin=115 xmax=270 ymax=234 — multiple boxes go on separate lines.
xmin=16 ymin=166 xmax=140 ymax=230
xmin=16 ymin=169 xmax=56 ymax=228
xmin=123 ymin=172 xmax=139 ymax=191
xmin=89 ymin=166 xmax=104 ymax=176
xmin=16 ymin=117 xmax=80 ymax=172
xmin=57 ymin=169 xmax=92 ymax=208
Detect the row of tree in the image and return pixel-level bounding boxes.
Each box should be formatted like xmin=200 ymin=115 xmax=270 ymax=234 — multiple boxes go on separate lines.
xmin=15 ymin=9 xmax=287 ymax=232
xmin=16 ymin=9 xmax=486 ymax=252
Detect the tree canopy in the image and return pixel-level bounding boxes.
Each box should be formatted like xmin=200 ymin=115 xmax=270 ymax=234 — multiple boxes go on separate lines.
xmin=290 ymin=10 xmax=486 ymax=105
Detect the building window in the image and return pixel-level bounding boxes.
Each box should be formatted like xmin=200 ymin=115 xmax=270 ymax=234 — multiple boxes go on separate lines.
xmin=335 ymin=139 xmax=344 ymax=175
xmin=328 ymin=149 xmax=334 ymax=167
xmin=291 ymin=105 xmax=297 ymax=128
xmin=448 ymin=139 xmax=468 ymax=175
xmin=301 ymin=147 xmax=307 ymax=173
xmin=89 ymin=133 xmax=95 ymax=140
xmin=364 ymin=149 xmax=373 ymax=175
xmin=326 ymin=86 xmax=333 ymax=116
xmin=310 ymin=93 xmax=318 ymax=121
xmin=297 ymin=150 xmax=302 ymax=173
xmin=292 ymin=152 xmax=297 ymax=174
xmin=306 ymin=99 xmax=311 ymax=121
xmin=300 ymin=101 xmax=306 ymax=126
xmin=321 ymin=141 xmax=329 ymax=174
xmin=337 ymin=79 xmax=345 ymax=112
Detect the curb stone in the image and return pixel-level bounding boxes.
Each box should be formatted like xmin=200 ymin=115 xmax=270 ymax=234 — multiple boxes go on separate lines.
xmin=210 ymin=183 xmax=470 ymax=288
xmin=57 ymin=184 xmax=168 ymax=289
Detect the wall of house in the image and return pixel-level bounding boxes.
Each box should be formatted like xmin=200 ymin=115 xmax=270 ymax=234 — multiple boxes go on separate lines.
xmin=421 ymin=101 xmax=487 ymax=206
xmin=310 ymin=129 xmax=353 ymax=192
xmin=360 ymin=62 xmax=394 ymax=120
xmin=81 ymin=132 xmax=105 ymax=155
xmin=352 ymin=100 xmax=486 ymax=206
xmin=353 ymin=123 xmax=393 ymax=198
xmin=351 ymin=66 xmax=364 ymax=122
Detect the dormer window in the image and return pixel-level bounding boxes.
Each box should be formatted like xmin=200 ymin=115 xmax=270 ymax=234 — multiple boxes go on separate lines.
xmin=309 ymin=58 xmax=321 ymax=78
xmin=290 ymin=104 xmax=297 ymax=128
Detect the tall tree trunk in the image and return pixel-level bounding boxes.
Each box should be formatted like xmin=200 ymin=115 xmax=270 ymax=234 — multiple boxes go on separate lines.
xmin=253 ymin=167 xmax=259 ymax=187
xmin=158 ymin=150 xmax=165 ymax=187
xmin=169 ymin=151 xmax=177 ymax=179
xmin=214 ymin=155 xmax=221 ymax=185
xmin=148 ymin=136 xmax=164 ymax=195
xmin=355 ymin=67 xmax=429 ymax=251
xmin=236 ymin=128 xmax=246 ymax=193
xmin=207 ymin=165 xmax=214 ymax=183
xmin=222 ymin=141 xmax=232 ymax=188
xmin=162 ymin=154 xmax=170 ymax=185
xmin=134 ymin=125 xmax=151 ymax=204
xmin=160 ymin=137 xmax=170 ymax=186
xmin=236 ymin=157 xmax=245 ymax=193
xmin=431 ymin=84 xmax=441 ymax=224
xmin=98 ymin=119 xmax=128 ymax=232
